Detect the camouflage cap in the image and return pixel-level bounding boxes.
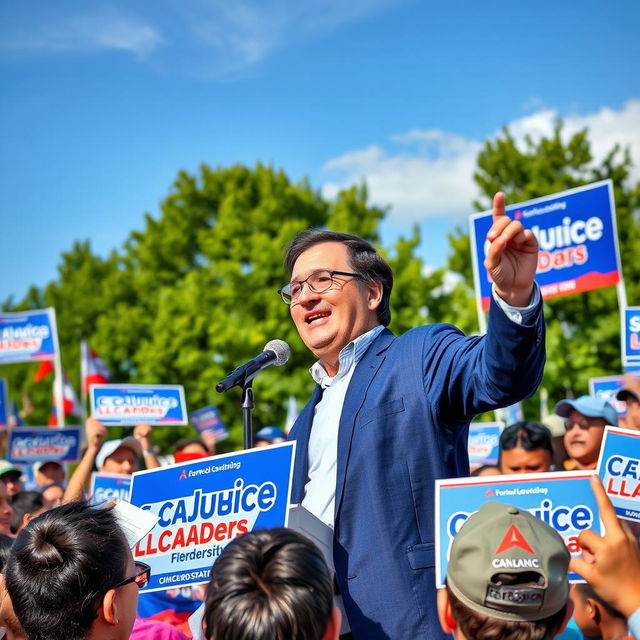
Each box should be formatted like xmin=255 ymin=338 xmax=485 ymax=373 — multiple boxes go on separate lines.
xmin=447 ymin=501 xmax=569 ymax=622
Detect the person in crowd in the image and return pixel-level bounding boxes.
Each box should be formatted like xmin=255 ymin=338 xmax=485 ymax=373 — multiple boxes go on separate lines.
xmin=203 ymin=527 xmax=341 ymax=640
xmin=253 ymin=426 xmax=286 ymax=447
xmin=32 ymin=462 xmax=65 ymax=489
xmin=617 ymin=375 xmax=640 ymax=430
xmin=173 ymin=438 xmax=212 ymax=464
xmin=437 ymin=501 xmax=573 ymax=640
xmin=40 ymin=483 xmax=64 ymax=510
xmin=4 ymin=501 xmax=147 ymax=640
xmin=9 ymin=493 xmax=44 ymax=536
xmin=0 ymin=466 xmax=23 ymax=500
xmin=470 ymin=464 xmax=500 ymax=477
xmin=570 ymin=475 xmax=640 ymax=639
xmin=498 ymin=421 xmax=553 ymax=474
xmin=555 ymin=396 xmax=617 ymax=470
xmin=64 ymin=418 xmax=159 ymax=502
xmin=282 ymin=195 xmax=545 ymax=639
xmin=570 ymin=583 xmax=630 ymax=640
xmin=541 ymin=414 xmax=569 ymax=470
xmin=0 ymin=484 xmax=13 ymax=538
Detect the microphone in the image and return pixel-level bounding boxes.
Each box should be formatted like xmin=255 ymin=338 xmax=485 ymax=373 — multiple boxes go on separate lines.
xmin=216 ymin=340 xmax=290 ymax=393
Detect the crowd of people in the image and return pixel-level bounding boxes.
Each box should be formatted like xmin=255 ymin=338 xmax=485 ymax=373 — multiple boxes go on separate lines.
xmin=1 ymin=211 xmax=639 ymax=639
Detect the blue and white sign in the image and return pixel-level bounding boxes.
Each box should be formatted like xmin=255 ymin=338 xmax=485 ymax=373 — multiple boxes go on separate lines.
xmin=623 ymin=307 xmax=640 ymax=366
xmin=0 ymin=379 xmax=8 ymax=428
xmin=8 ymin=427 xmax=81 ymax=465
xmin=129 ymin=442 xmax=295 ymax=592
xmin=90 ymin=384 xmax=188 ymax=426
xmin=597 ymin=426 xmax=640 ymax=524
xmin=435 ymin=471 xmax=601 ymax=587
xmin=589 ymin=372 xmax=640 ymax=417
xmin=90 ymin=472 xmax=131 ymax=505
xmin=189 ymin=405 xmax=229 ymax=442
xmin=468 ymin=421 xmax=503 ymax=468
xmin=470 ymin=181 xmax=621 ymax=311
xmin=0 ymin=308 xmax=59 ymax=364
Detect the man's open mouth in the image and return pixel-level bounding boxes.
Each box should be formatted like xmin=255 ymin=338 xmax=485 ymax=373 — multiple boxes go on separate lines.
xmin=305 ymin=311 xmax=330 ymax=324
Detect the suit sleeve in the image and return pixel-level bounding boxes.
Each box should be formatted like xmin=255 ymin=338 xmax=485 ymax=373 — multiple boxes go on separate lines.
xmin=422 ymin=294 xmax=545 ymax=424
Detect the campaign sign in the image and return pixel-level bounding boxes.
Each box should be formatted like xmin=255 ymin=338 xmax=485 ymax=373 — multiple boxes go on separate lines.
xmin=0 ymin=379 xmax=8 ymax=427
xmin=589 ymin=372 xmax=640 ymax=417
xmin=90 ymin=384 xmax=188 ymax=426
xmin=435 ymin=471 xmax=601 ymax=587
xmin=597 ymin=426 xmax=640 ymax=524
xmin=8 ymin=427 xmax=81 ymax=465
xmin=470 ymin=180 xmax=620 ymax=311
xmin=129 ymin=442 xmax=295 ymax=592
xmin=0 ymin=308 xmax=58 ymax=364
xmin=468 ymin=421 xmax=503 ymax=468
xmin=623 ymin=307 xmax=640 ymax=366
xmin=189 ymin=405 xmax=229 ymax=442
xmin=90 ymin=472 xmax=131 ymax=505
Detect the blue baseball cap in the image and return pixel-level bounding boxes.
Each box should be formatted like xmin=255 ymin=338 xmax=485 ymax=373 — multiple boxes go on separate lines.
xmin=554 ymin=395 xmax=618 ymax=426
xmin=254 ymin=426 xmax=286 ymax=443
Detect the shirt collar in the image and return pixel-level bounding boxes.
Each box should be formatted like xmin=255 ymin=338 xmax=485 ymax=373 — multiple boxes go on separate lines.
xmin=310 ymin=324 xmax=385 ymax=387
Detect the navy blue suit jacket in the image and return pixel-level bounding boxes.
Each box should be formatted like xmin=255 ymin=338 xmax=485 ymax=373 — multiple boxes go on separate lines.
xmin=288 ymin=298 xmax=545 ymax=639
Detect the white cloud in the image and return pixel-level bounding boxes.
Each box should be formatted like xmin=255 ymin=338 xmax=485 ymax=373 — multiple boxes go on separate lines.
xmin=321 ymin=99 xmax=640 ymax=225
xmin=1 ymin=6 xmax=163 ymax=57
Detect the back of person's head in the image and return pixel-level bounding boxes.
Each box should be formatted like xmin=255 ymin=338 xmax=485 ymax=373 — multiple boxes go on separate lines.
xmin=440 ymin=502 xmax=571 ymax=640
xmin=284 ymin=229 xmax=394 ymax=326
xmin=204 ymin=527 xmax=336 ymax=640
xmin=499 ymin=422 xmax=553 ymax=474
xmin=9 ymin=492 xmax=44 ymax=535
xmin=5 ymin=501 xmax=131 ymax=640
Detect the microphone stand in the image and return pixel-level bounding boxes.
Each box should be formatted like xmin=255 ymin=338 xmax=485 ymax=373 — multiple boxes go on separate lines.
xmin=241 ymin=380 xmax=254 ymax=450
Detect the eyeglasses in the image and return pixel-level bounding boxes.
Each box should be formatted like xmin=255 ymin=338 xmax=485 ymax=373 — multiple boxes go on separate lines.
xmin=278 ymin=269 xmax=363 ymax=304
xmin=564 ymin=418 xmax=604 ymax=431
xmin=93 ymin=561 xmax=151 ymax=619
xmin=111 ymin=561 xmax=151 ymax=591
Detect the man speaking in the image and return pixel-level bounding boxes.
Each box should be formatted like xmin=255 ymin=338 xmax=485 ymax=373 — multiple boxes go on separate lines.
xmin=281 ymin=193 xmax=544 ymax=639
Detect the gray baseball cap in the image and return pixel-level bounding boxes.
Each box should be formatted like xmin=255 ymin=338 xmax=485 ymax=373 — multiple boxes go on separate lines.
xmin=447 ymin=502 xmax=569 ymax=622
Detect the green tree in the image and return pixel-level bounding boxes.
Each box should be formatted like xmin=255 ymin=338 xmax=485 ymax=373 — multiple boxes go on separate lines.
xmin=442 ymin=124 xmax=640 ymax=413
xmin=3 ymin=164 xmax=441 ymax=451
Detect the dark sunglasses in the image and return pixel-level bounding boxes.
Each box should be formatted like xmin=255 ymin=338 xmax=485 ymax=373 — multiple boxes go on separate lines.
xmin=111 ymin=561 xmax=151 ymax=590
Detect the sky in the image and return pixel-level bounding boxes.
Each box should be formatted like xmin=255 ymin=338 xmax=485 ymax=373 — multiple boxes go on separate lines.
xmin=1 ymin=0 xmax=639 ymax=302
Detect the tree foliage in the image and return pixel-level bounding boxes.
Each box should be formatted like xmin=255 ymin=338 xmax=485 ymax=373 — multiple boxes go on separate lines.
xmin=3 ymin=164 xmax=438 ymax=451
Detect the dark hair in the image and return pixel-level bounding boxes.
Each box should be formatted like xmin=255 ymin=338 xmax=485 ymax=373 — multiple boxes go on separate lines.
xmin=500 ymin=422 xmax=553 ymax=457
xmin=10 ymin=491 xmax=45 ymax=534
xmin=5 ymin=501 xmax=130 ymax=640
xmin=284 ymin=229 xmax=394 ymax=326
xmin=0 ymin=533 xmax=13 ymax=572
xmin=174 ymin=438 xmax=208 ymax=454
xmin=204 ymin=528 xmax=334 ymax=640
xmin=447 ymin=585 xmax=567 ymax=640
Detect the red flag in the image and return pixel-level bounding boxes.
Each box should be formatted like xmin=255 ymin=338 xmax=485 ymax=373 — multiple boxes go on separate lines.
xmin=81 ymin=341 xmax=111 ymax=393
xmin=49 ymin=372 xmax=82 ymax=425
xmin=33 ymin=360 xmax=54 ymax=382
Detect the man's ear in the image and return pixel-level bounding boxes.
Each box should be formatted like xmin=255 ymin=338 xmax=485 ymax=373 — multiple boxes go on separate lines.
xmin=322 ymin=605 xmax=342 ymax=640
xmin=100 ymin=589 xmax=120 ymax=626
xmin=437 ymin=588 xmax=457 ymax=634
xmin=557 ymin=598 xmax=575 ymax=635
xmin=366 ymin=280 xmax=384 ymax=312
xmin=585 ymin=597 xmax=601 ymax=625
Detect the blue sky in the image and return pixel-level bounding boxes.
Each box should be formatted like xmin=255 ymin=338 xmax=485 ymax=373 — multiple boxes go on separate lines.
xmin=1 ymin=0 xmax=639 ymax=302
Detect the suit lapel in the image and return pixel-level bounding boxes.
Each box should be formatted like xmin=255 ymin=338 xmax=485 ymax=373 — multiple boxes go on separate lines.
xmin=334 ymin=328 xmax=395 ymax=520
xmin=288 ymin=383 xmax=323 ymax=504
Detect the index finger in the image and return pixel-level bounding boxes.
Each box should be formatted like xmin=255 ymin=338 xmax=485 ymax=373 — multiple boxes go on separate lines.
xmin=589 ymin=474 xmax=622 ymax=534
xmin=492 ymin=192 xmax=506 ymax=223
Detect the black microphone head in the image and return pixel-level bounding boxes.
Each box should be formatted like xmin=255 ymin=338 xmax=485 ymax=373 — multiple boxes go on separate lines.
xmin=264 ymin=339 xmax=290 ymax=366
